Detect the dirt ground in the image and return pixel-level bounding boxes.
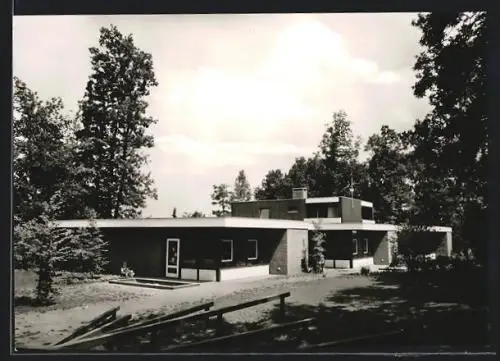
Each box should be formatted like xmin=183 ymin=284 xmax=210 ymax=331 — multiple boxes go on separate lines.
xmin=14 ymin=270 xmax=362 ymax=348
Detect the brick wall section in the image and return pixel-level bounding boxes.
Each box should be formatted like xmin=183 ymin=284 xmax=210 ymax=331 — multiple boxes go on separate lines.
xmin=269 ymin=231 xmax=288 ymax=275
xmin=286 ymin=229 xmax=308 ymax=275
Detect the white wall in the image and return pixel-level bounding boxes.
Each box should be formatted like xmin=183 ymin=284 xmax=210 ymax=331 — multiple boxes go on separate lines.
xmin=199 ymin=269 xmax=217 ymax=281
xmin=334 ymin=260 xmax=350 ymax=268
xmin=220 ymin=265 xmax=269 ymax=281
xmin=325 ymin=259 xmax=334 ymax=268
xmin=352 ymin=257 xmax=374 ymax=269
xmin=181 ymin=268 xmax=198 ymax=281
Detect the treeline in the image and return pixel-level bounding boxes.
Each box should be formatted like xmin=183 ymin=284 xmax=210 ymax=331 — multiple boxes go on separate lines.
xmin=211 ymin=13 xmax=488 ymax=264
xmin=13 ymin=25 xmax=159 ymax=303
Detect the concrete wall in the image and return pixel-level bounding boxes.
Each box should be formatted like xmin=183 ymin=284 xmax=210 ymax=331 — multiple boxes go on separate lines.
xmin=287 ymin=229 xmax=308 ymax=275
xmin=269 ymin=228 xmax=307 ymax=276
xmin=373 ymin=231 xmax=397 ymax=266
xmin=436 ymin=231 xmax=453 ymax=257
xmin=231 ymin=199 xmax=306 ymax=220
xmin=220 ymin=265 xmax=270 ymax=281
xmin=352 ymin=257 xmax=375 ymax=268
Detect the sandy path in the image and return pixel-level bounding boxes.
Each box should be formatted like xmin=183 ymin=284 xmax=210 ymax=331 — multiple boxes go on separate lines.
xmin=15 ymin=270 xmax=364 ymax=347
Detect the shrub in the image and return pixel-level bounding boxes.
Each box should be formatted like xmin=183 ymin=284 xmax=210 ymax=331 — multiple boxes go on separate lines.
xmin=120 ymin=262 xmax=135 ymax=278
xmin=360 ymin=266 xmax=371 ymax=276
xmin=309 ymin=224 xmax=326 ymax=274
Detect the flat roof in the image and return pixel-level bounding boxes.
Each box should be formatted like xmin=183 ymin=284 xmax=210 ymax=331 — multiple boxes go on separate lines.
xmin=54 ymin=217 xmax=310 ymax=230
xmin=310 ymin=221 xmax=452 ymax=233
xmin=54 ymin=217 xmax=452 ymax=233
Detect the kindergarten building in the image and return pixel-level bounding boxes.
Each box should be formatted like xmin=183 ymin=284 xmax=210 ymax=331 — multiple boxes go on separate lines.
xmin=55 ymin=188 xmax=452 ymax=282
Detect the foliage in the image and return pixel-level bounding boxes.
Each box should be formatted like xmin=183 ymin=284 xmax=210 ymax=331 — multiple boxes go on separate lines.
xmin=74 ymin=24 xmax=159 ymax=219
xmin=286 ymin=155 xmax=325 ymax=198
xmin=13 ymin=214 xmax=72 ymax=305
xmin=365 ymin=125 xmax=414 ymax=224
xmin=211 ymin=184 xmax=233 ymax=217
xmin=254 ymin=169 xmax=290 ymax=200
xmin=408 ymin=12 xmax=487 ymax=262
xmin=309 ymin=223 xmax=326 ymax=273
xmin=317 ymin=110 xmax=364 ymax=198
xmin=12 ymin=78 xmax=77 ymax=221
xmin=182 ymin=211 xmax=206 ymax=218
xmin=360 ymin=266 xmax=371 ymax=276
xmin=231 ymin=170 xmax=252 ymax=201
xmin=65 ymin=218 xmax=109 ymax=275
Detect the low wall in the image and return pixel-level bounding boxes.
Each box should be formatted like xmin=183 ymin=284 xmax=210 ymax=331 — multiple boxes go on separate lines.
xmin=220 ymin=265 xmax=270 ymax=281
xmin=181 ymin=268 xmax=217 ymax=282
xmin=352 ymin=257 xmax=374 ymax=269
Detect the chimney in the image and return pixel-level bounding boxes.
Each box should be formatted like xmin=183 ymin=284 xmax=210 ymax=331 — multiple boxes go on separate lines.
xmin=292 ymin=187 xmax=308 ymax=200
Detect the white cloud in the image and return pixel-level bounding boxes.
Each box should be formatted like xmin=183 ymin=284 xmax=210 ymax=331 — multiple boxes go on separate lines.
xmin=13 ymin=14 xmax=429 ymax=216
xmin=156 ymin=134 xmax=316 ymax=170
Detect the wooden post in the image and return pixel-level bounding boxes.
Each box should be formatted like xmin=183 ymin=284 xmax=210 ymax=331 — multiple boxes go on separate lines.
xmin=216 ymin=314 xmax=224 ymax=336
xmin=279 ymin=295 xmax=286 ymax=320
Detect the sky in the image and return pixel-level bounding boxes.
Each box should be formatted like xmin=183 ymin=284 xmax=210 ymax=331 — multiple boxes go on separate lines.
xmin=13 ymin=13 xmax=431 ymax=217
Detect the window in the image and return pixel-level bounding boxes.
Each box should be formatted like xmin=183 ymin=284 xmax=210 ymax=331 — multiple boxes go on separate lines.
xmin=248 ymin=239 xmax=258 ymax=260
xmin=259 ymin=208 xmax=270 ymax=219
xmin=352 ymin=238 xmax=358 ymax=255
xmin=327 ymin=205 xmax=340 ymax=218
xmin=362 ymin=206 xmax=373 ymax=220
xmin=221 ymin=240 xmax=233 ymax=262
xmin=364 ymin=238 xmax=369 ymax=254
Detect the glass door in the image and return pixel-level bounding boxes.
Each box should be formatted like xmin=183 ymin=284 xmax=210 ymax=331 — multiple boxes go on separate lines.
xmin=166 ymin=238 xmax=180 ymax=278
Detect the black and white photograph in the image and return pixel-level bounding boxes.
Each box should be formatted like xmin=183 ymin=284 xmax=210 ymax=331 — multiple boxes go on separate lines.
xmin=12 ymin=10 xmax=493 ymax=354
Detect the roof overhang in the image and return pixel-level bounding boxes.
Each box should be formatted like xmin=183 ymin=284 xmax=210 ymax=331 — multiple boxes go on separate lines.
xmin=53 ymin=217 xmax=310 ymax=230
xmin=305 ymin=197 xmax=339 ymax=204
xmin=311 ymin=222 xmax=452 ymax=233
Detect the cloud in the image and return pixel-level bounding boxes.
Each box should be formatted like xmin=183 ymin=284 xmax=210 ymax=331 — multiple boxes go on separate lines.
xmin=156 ymin=134 xmax=316 ymax=170
xmin=13 ymin=14 xmax=429 ymax=216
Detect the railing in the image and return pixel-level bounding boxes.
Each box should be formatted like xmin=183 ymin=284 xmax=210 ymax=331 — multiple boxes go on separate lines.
xmin=28 ymin=292 xmax=291 ymax=352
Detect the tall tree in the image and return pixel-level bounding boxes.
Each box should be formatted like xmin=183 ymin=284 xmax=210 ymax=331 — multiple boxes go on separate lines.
xmin=286 ymin=155 xmax=326 ymax=198
xmin=231 ymin=170 xmax=252 ymax=202
xmin=211 ymin=184 xmax=233 ymax=217
xmin=254 ymin=169 xmax=291 ymax=200
xmin=317 ymin=110 xmax=363 ymax=197
xmin=365 ymin=125 xmax=414 ymax=224
xmin=13 ymin=78 xmax=74 ymax=221
xmin=75 ymin=25 xmax=158 ymax=219
xmin=409 ymin=12 xmax=487 ymax=257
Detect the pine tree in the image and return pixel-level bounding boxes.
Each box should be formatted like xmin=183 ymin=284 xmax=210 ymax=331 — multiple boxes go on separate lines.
xmin=211 ymin=184 xmax=233 ymax=217
xmin=231 ymin=170 xmax=252 ymax=201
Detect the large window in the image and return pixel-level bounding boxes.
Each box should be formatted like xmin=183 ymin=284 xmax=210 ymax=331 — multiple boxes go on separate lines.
xmin=221 ymin=240 xmax=233 ymax=262
xmin=364 ymin=238 xmax=369 ymax=254
xmin=259 ymin=208 xmax=270 ymax=219
xmin=352 ymin=238 xmax=358 ymax=255
xmin=248 ymin=239 xmax=258 ymax=260
xmin=327 ymin=205 xmax=340 ymax=218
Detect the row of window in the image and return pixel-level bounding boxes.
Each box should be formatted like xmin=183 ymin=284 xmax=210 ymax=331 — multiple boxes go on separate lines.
xmin=352 ymin=238 xmax=369 ymax=255
xmin=221 ymin=239 xmax=258 ymax=262
xmin=258 ymin=205 xmax=374 ymax=219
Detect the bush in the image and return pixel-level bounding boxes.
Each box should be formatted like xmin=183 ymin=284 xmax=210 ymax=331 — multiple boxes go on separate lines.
xmin=309 ymin=227 xmax=326 ymax=274
xmin=360 ymin=266 xmax=371 ymax=276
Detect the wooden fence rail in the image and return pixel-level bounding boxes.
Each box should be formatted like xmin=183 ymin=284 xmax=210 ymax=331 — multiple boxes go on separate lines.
xmin=51 ymin=292 xmax=290 ymax=351
xmin=53 ymin=306 xmax=120 ymax=346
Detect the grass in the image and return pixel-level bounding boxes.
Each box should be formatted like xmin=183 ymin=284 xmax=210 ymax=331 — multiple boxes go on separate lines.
xmin=14 ymin=269 xmax=122 ymax=311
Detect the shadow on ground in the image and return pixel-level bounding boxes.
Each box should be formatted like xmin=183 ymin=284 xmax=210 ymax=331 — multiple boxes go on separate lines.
xmin=170 ymin=268 xmax=491 ymax=353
